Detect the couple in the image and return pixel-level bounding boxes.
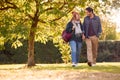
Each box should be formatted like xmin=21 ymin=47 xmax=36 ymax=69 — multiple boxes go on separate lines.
xmin=66 ymin=7 xmax=102 ymax=67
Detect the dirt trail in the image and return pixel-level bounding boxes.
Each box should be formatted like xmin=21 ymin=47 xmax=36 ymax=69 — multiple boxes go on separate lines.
xmin=0 ymin=69 xmax=120 ymax=80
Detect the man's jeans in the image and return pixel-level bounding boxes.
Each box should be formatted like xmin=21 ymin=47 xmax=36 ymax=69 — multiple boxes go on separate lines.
xmin=69 ymin=41 xmax=82 ymax=64
xmin=85 ymin=36 xmax=98 ymax=64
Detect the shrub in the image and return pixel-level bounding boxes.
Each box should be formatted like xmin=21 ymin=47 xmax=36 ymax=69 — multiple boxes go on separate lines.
xmin=0 ymin=40 xmax=120 ymax=63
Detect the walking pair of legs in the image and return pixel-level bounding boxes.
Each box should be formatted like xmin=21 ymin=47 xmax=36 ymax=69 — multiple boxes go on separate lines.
xmin=85 ymin=36 xmax=98 ymax=66
xmin=69 ymin=41 xmax=82 ymax=67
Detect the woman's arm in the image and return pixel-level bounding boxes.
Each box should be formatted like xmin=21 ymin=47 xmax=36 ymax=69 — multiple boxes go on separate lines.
xmin=80 ymin=22 xmax=84 ymax=33
xmin=66 ymin=22 xmax=73 ymax=33
xmin=80 ymin=22 xmax=85 ymax=40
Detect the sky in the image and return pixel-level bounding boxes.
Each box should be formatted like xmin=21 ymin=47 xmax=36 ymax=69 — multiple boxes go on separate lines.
xmin=100 ymin=0 xmax=120 ymax=33
xmin=108 ymin=8 xmax=120 ymax=32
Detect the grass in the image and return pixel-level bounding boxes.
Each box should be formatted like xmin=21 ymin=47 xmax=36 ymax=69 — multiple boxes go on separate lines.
xmin=0 ymin=62 xmax=120 ymax=80
xmin=0 ymin=62 xmax=120 ymax=73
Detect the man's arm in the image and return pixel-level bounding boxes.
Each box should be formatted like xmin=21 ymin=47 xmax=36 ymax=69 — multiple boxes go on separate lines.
xmin=83 ymin=19 xmax=86 ymax=34
xmin=82 ymin=18 xmax=86 ymax=39
xmin=97 ymin=17 xmax=102 ymax=37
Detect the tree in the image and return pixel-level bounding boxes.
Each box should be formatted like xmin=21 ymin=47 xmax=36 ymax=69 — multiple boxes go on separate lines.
xmin=0 ymin=0 xmax=110 ymax=67
xmin=100 ymin=18 xmax=116 ymax=40
xmin=111 ymin=0 xmax=120 ymax=8
xmin=0 ymin=0 xmax=81 ymax=67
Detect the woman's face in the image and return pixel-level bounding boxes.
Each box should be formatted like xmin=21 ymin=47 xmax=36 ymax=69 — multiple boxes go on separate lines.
xmin=75 ymin=14 xmax=80 ymax=21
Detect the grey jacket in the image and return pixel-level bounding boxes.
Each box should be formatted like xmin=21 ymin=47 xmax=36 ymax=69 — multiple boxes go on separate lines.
xmin=83 ymin=15 xmax=102 ymax=38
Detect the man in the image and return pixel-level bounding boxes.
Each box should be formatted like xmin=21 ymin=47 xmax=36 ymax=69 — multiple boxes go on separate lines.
xmin=83 ymin=7 xmax=102 ymax=67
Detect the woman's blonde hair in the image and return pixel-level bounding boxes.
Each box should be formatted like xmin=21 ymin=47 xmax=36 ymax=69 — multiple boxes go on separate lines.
xmin=71 ymin=11 xmax=80 ymax=22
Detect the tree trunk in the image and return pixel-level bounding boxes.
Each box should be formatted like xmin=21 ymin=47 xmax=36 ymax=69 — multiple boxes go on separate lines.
xmin=27 ymin=29 xmax=35 ymax=67
xmin=27 ymin=21 xmax=38 ymax=67
xmin=27 ymin=0 xmax=39 ymax=67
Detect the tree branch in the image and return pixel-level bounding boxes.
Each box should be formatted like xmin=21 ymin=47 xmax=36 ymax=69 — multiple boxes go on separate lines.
xmin=59 ymin=1 xmax=67 ymax=10
xmin=5 ymin=0 xmax=18 ymax=8
xmin=0 ymin=0 xmax=18 ymax=10
xmin=42 ymin=0 xmax=52 ymax=5
xmin=32 ymin=0 xmax=39 ymax=21
xmin=43 ymin=1 xmax=67 ymax=13
xmin=27 ymin=14 xmax=34 ymax=20
xmin=35 ymin=0 xmax=76 ymax=23
xmin=38 ymin=1 xmax=75 ymax=23
xmin=0 ymin=6 xmax=15 ymax=10
xmin=43 ymin=7 xmax=54 ymax=12
xmin=50 ymin=6 xmax=75 ymax=22
xmin=38 ymin=19 xmax=46 ymax=23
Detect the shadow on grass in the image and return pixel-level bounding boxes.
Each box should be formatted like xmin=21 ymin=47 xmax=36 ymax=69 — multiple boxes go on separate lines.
xmin=33 ymin=64 xmax=120 ymax=73
xmin=0 ymin=63 xmax=120 ymax=73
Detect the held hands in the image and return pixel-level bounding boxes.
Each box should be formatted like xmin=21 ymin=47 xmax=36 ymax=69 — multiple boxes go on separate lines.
xmin=72 ymin=25 xmax=85 ymax=40
xmin=82 ymin=34 xmax=85 ymax=40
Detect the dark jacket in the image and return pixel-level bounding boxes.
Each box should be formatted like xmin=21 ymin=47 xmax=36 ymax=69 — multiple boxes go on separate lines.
xmin=83 ymin=15 xmax=102 ymax=38
xmin=66 ymin=21 xmax=83 ymax=42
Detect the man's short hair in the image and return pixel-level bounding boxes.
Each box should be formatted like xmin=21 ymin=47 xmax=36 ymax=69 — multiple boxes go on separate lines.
xmin=86 ymin=7 xmax=93 ymax=13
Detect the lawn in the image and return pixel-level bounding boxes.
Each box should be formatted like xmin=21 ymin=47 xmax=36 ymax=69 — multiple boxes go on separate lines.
xmin=0 ymin=62 xmax=120 ymax=80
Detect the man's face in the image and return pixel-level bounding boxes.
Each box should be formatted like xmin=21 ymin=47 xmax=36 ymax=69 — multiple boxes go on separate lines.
xmin=85 ymin=10 xmax=92 ymax=16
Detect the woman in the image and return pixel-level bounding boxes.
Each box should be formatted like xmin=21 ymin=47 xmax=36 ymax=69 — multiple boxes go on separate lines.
xmin=66 ymin=12 xmax=84 ymax=67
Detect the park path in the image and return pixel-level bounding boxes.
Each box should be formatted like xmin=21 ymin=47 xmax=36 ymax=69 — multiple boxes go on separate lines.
xmin=0 ymin=69 xmax=120 ymax=80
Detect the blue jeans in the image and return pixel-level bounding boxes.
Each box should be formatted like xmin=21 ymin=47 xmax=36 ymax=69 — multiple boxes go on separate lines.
xmin=69 ymin=40 xmax=82 ymax=64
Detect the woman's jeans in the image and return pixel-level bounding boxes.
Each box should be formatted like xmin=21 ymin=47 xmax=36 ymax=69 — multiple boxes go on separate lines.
xmin=69 ymin=40 xmax=82 ymax=64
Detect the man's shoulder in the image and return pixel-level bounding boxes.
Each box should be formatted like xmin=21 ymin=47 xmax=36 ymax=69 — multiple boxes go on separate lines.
xmin=84 ymin=16 xmax=89 ymax=21
xmin=94 ymin=15 xmax=100 ymax=19
xmin=84 ymin=15 xmax=100 ymax=19
xmin=84 ymin=16 xmax=89 ymax=19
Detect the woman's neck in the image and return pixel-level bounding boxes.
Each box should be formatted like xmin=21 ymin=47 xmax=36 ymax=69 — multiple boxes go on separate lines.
xmin=72 ymin=19 xmax=80 ymax=22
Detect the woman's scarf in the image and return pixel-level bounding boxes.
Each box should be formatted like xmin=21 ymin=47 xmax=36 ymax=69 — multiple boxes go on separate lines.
xmin=72 ymin=21 xmax=82 ymax=35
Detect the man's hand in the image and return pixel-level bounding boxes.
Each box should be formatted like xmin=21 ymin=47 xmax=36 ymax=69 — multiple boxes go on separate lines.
xmin=82 ymin=34 xmax=85 ymax=40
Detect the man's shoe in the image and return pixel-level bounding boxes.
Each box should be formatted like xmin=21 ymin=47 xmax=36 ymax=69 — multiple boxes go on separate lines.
xmin=72 ymin=65 xmax=76 ymax=67
xmin=87 ymin=62 xmax=92 ymax=67
xmin=92 ymin=64 xmax=96 ymax=66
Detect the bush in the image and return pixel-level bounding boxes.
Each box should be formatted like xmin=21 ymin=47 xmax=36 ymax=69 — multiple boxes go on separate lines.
xmin=80 ymin=40 xmax=120 ymax=62
xmin=0 ymin=40 xmax=120 ymax=64
xmin=98 ymin=40 xmax=120 ymax=62
xmin=0 ymin=41 xmax=62 ymax=64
